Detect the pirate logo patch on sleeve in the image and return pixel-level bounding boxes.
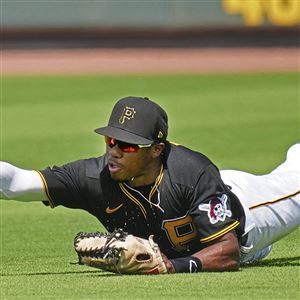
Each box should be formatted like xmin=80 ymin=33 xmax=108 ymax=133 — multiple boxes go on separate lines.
xmin=198 ymin=194 xmax=232 ymax=224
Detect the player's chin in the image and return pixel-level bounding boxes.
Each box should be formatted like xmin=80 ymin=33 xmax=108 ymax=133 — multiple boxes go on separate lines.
xmin=110 ymin=171 xmax=130 ymax=182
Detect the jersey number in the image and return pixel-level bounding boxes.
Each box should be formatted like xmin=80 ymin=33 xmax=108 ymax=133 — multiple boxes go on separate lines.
xmin=162 ymin=213 xmax=197 ymax=251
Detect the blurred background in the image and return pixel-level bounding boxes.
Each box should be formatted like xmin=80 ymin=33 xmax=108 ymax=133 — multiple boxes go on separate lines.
xmin=2 ymin=0 xmax=299 ymax=74
xmin=2 ymin=0 xmax=300 ymax=47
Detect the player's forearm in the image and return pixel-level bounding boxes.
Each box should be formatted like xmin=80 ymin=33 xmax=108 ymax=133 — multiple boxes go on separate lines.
xmin=0 ymin=161 xmax=46 ymax=201
xmin=165 ymin=231 xmax=240 ymax=273
xmin=193 ymin=231 xmax=240 ymax=272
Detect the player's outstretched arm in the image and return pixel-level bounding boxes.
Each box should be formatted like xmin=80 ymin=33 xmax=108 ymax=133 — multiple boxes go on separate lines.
xmin=164 ymin=230 xmax=240 ymax=273
xmin=0 ymin=161 xmax=47 ymax=201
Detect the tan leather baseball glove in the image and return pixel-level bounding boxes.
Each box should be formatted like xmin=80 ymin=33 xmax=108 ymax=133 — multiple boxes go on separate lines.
xmin=74 ymin=229 xmax=168 ymax=275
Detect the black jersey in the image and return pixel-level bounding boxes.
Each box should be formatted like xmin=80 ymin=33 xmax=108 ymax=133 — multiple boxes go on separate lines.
xmin=40 ymin=143 xmax=245 ymax=258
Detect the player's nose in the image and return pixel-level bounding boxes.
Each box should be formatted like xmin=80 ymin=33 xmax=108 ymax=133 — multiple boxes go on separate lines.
xmin=107 ymin=144 xmax=122 ymax=159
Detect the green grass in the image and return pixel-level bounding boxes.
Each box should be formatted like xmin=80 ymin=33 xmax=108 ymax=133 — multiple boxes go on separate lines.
xmin=1 ymin=73 xmax=299 ymax=299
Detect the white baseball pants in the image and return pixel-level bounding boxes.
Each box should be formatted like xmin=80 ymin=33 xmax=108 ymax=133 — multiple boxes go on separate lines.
xmin=221 ymin=143 xmax=300 ymax=263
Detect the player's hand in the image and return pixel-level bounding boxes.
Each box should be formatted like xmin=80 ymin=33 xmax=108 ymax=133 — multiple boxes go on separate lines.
xmin=160 ymin=252 xmax=175 ymax=273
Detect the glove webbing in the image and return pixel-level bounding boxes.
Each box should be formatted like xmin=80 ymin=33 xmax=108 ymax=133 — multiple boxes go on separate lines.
xmin=74 ymin=229 xmax=128 ymax=274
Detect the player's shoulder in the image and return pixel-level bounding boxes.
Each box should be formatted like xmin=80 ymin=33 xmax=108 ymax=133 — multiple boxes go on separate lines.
xmin=164 ymin=142 xmax=214 ymax=186
xmin=83 ymin=155 xmax=107 ymax=179
xmin=165 ymin=142 xmax=212 ymax=167
xmin=58 ymin=155 xmax=107 ymax=179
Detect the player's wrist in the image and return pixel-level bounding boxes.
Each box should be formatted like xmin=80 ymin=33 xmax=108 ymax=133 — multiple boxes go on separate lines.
xmin=169 ymin=256 xmax=202 ymax=273
xmin=160 ymin=252 xmax=175 ymax=273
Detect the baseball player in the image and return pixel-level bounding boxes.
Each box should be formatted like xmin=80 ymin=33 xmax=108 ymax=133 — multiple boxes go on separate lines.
xmin=0 ymin=96 xmax=299 ymax=274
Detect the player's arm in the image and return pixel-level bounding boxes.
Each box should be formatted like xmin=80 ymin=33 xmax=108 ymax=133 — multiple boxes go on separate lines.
xmin=0 ymin=161 xmax=47 ymax=201
xmin=163 ymin=163 xmax=242 ymax=273
xmin=193 ymin=230 xmax=240 ymax=271
xmin=163 ymin=230 xmax=240 ymax=273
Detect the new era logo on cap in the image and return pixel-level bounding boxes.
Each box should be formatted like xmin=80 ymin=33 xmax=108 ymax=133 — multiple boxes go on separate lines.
xmin=94 ymin=96 xmax=168 ymax=145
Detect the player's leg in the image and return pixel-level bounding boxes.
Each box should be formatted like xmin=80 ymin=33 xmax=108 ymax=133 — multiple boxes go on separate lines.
xmin=220 ymin=143 xmax=300 ymax=263
xmin=240 ymin=190 xmax=299 ymax=263
xmin=270 ymin=143 xmax=300 ymax=174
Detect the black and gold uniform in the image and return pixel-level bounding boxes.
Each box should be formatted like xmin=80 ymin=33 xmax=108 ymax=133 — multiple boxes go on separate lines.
xmin=40 ymin=142 xmax=245 ymax=259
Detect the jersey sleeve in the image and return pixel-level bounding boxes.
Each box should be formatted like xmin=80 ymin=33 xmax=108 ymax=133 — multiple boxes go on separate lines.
xmin=39 ymin=159 xmax=91 ymax=210
xmin=189 ymin=164 xmax=241 ymax=244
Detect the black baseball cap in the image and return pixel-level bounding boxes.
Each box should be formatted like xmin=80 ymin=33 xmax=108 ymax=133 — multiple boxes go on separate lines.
xmin=95 ymin=96 xmax=168 ymax=145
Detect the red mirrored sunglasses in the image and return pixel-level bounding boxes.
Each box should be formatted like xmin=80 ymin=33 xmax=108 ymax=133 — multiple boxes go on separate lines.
xmin=104 ymin=136 xmax=152 ymax=153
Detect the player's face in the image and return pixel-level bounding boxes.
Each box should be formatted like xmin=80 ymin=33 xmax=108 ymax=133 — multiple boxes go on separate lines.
xmin=106 ymin=139 xmax=161 ymax=184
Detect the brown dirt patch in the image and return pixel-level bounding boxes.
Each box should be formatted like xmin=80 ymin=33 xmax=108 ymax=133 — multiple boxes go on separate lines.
xmin=2 ymin=47 xmax=299 ymax=75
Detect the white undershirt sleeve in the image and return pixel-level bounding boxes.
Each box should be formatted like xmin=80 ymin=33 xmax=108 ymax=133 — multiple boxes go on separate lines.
xmin=0 ymin=161 xmax=48 ymax=201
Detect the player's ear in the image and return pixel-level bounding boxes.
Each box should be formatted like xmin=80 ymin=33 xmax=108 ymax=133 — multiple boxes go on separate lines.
xmin=151 ymin=143 xmax=165 ymax=158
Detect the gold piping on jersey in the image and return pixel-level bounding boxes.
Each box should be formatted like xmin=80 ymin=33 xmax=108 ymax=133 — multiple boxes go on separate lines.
xmin=119 ymin=165 xmax=164 ymax=219
xmin=200 ymin=220 xmax=240 ymax=243
xmin=149 ymin=165 xmax=164 ymax=205
xmin=170 ymin=141 xmax=180 ymax=146
xmin=249 ymin=190 xmax=300 ymax=210
xmin=119 ymin=183 xmax=147 ymax=219
xmin=35 ymin=170 xmax=55 ymax=208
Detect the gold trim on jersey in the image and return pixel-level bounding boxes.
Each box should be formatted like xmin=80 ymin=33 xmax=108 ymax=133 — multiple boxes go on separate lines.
xmin=200 ymin=220 xmax=240 ymax=243
xmin=119 ymin=165 xmax=164 ymax=219
xmin=35 ymin=170 xmax=55 ymax=208
xmin=249 ymin=190 xmax=300 ymax=210
xmin=119 ymin=183 xmax=147 ymax=219
xmin=170 ymin=141 xmax=180 ymax=146
xmin=149 ymin=166 xmax=164 ymax=205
